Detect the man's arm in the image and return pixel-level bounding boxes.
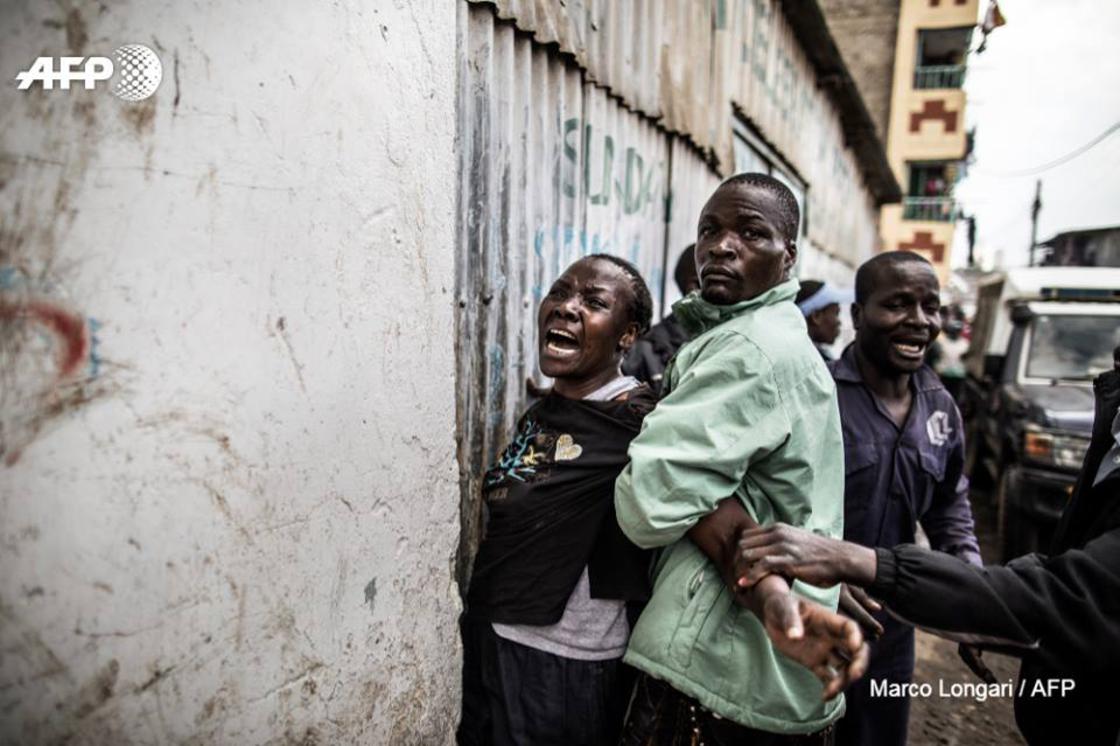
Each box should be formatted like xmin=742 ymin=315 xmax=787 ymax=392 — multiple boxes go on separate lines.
xmin=614 ymin=333 xmax=789 ymax=549
xmin=687 ymin=497 xmax=759 ymax=587
xmin=752 ymin=573 xmax=870 ymax=701
xmin=687 ymin=499 xmax=871 ymax=697
xmin=737 ymin=522 xmax=1120 ymax=677
xmin=872 ymin=531 xmax=1120 ymax=675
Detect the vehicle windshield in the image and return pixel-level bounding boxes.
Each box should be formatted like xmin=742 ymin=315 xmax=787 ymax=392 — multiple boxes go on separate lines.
xmin=1026 ymin=314 xmax=1120 ymax=381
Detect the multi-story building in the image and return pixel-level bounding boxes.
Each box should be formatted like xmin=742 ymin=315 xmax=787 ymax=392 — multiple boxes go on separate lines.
xmin=823 ymin=0 xmax=979 ymax=283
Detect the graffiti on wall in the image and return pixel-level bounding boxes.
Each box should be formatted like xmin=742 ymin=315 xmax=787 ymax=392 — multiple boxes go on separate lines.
xmin=558 ymin=118 xmax=666 ymax=218
xmin=531 ymin=224 xmax=645 ymax=299
xmin=0 ymin=268 xmax=104 ymax=465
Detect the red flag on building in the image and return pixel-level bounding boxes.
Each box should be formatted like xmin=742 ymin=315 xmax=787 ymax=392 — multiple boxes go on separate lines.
xmin=978 ymin=0 xmax=1007 ymax=53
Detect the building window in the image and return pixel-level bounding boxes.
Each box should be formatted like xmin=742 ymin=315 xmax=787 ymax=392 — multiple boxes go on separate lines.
xmin=903 ymin=161 xmax=957 ymax=222
xmin=732 ymin=119 xmax=808 ymax=239
xmin=914 ymin=27 xmax=972 ymax=89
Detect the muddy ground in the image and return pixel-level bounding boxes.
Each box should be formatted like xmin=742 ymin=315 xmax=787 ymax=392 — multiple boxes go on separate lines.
xmin=908 ymin=491 xmax=1026 ymax=746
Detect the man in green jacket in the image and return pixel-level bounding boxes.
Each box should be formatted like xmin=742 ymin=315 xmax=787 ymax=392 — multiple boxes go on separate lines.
xmin=615 ymin=173 xmax=860 ymax=744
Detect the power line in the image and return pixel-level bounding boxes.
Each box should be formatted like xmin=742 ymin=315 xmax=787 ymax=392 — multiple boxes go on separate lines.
xmin=973 ymin=119 xmax=1120 ymax=177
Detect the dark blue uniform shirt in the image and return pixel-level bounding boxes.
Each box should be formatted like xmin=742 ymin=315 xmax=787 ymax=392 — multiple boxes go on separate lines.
xmin=830 ymin=344 xmax=981 ymax=565
xmin=829 ymin=345 xmax=983 ymax=746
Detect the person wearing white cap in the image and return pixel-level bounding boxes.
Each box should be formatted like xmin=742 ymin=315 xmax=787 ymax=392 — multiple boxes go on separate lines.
xmin=795 ymin=280 xmax=853 ymax=361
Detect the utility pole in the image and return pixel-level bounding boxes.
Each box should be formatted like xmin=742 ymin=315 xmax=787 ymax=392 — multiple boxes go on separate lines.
xmin=956 ymin=212 xmax=977 ymax=267
xmin=1028 ymin=179 xmax=1042 ymax=266
xmin=966 ymin=215 xmax=976 ymax=267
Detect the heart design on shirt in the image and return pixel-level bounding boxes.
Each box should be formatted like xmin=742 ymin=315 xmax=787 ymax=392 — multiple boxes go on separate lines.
xmin=554 ymin=434 xmax=583 ymax=462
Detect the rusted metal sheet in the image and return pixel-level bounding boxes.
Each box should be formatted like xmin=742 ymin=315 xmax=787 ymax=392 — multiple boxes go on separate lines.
xmin=454 ymin=1 xmax=892 ymax=584
xmin=474 ymin=0 xmax=711 ymax=151
xmin=466 ymin=0 xmax=894 ymax=267
xmin=455 ymin=3 xmax=718 ymax=584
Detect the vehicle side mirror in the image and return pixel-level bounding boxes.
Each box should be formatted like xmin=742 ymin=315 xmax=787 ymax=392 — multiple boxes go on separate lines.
xmin=983 ymin=354 xmax=1004 ymax=380
xmin=1010 ymin=305 xmax=1034 ymax=326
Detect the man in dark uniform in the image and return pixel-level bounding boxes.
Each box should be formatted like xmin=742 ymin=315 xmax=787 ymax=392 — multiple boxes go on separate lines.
xmin=828 ymin=251 xmax=981 ymax=746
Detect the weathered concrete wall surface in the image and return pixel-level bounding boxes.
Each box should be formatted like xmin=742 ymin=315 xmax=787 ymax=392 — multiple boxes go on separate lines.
xmin=0 ymin=1 xmax=460 ymax=743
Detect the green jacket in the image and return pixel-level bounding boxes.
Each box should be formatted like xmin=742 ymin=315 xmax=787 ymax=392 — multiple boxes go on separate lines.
xmin=615 ymin=279 xmax=846 ymax=734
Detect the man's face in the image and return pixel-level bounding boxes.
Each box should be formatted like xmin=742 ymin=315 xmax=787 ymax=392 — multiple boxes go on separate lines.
xmin=809 ymin=304 xmax=842 ymax=345
xmin=853 ymin=261 xmax=942 ymax=375
xmin=695 ymin=183 xmax=796 ymax=305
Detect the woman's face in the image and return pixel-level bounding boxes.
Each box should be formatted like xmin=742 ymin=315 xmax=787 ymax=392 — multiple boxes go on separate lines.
xmin=537 ymin=258 xmax=638 ymax=386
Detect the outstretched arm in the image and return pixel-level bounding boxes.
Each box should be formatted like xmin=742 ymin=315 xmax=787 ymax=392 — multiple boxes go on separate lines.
xmin=734 ymin=522 xmax=878 ymax=588
xmin=734 ymin=521 xmax=1120 ymax=677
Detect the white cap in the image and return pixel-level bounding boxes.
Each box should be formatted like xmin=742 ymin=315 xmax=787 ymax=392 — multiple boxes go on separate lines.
xmin=797 ymin=283 xmax=854 ymax=316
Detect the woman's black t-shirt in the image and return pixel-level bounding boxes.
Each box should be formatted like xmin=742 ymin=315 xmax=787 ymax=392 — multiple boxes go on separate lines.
xmin=467 ymin=386 xmax=656 ymax=626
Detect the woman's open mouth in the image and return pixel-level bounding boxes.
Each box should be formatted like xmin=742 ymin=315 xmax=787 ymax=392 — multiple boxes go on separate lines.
xmin=544 ymin=328 xmax=581 ymax=357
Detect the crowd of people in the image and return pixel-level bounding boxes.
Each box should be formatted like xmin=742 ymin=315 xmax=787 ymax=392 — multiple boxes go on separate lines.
xmin=456 ymin=173 xmax=1120 ymax=746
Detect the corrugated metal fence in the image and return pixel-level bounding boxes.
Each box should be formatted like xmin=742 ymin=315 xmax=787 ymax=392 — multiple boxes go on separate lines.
xmin=454 ymin=2 xmax=720 ymax=585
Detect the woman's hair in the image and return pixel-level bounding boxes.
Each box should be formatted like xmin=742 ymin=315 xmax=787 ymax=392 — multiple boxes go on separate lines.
xmin=584 ymin=254 xmax=653 ymax=335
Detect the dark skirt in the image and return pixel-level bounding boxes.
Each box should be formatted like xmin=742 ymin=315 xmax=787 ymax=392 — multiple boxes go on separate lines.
xmin=458 ymin=613 xmax=634 ymax=746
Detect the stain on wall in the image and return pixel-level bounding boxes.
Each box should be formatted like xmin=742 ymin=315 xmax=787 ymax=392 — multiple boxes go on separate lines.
xmin=0 ymin=272 xmax=107 ymax=465
xmin=363 ymin=579 xmax=377 ymax=613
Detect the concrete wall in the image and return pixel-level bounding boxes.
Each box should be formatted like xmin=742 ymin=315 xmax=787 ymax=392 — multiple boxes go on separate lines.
xmin=0 ymin=1 xmax=461 ymax=743
xmin=818 ymin=0 xmax=901 ymax=143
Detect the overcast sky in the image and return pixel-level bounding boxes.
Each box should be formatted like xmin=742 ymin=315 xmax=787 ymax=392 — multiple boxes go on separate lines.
xmin=951 ymin=0 xmax=1120 ymax=270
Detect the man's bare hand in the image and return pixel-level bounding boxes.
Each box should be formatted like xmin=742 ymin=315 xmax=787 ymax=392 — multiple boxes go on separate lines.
xmin=733 ymin=523 xmax=878 ymax=589
xmin=958 ymin=643 xmax=998 ymax=685
xmin=760 ymin=590 xmax=870 ymax=701
xmin=839 ymin=583 xmax=883 ymax=639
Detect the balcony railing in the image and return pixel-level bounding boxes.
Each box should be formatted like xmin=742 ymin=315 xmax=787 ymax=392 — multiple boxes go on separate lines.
xmin=914 ymin=64 xmax=966 ymax=89
xmin=903 ymin=196 xmax=955 ymax=222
